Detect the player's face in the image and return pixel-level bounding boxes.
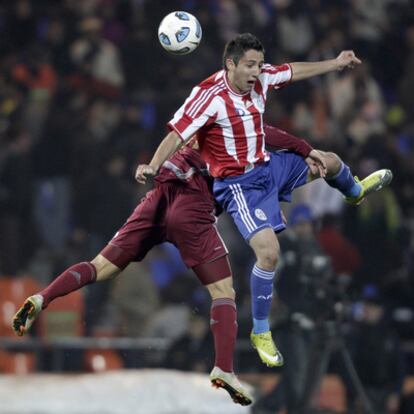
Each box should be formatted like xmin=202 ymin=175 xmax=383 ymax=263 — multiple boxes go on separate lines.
xmin=227 ymin=49 xmax=264 ymax=94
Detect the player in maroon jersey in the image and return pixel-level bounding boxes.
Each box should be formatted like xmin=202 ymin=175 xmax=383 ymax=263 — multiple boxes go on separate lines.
xmin=12 ymin=125 xmax=315 ymax=406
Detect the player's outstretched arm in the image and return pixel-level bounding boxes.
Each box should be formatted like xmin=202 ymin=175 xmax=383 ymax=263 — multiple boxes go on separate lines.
xmin=289 ymin=50 xmax=362 ymax=82
xmin=135 ymin=131 xmax=182 ymax=184
xmin=264 ymin=125 xmax=326 ymax=177
xmin=264 ymin=124 xmax=313 ymax=158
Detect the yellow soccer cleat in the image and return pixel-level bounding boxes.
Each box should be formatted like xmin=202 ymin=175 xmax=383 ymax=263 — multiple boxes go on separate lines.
xmin=210 ymin=366 xmax=253 ymax=406
xmin=345 ymin=169 xmax=393 ymax=206
xmin=250 ymin=330 xmax=284 ymax=367
xmin=12 ymin=294 xmax=43 ymax=336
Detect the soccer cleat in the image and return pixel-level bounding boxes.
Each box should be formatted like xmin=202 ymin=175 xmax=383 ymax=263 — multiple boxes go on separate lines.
xmin=210 ymin=366 xmax=253 ymax=406
xmin=250 ymin=330 xmax=284 ymax=367
xmin=345 ymin=169 xmax=393 ymax=206
xmin=12 ymin=294 xmax=43 ymax=336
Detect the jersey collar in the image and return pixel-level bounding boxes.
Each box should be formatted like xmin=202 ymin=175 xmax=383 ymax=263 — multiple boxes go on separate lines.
xmin=224 ymin=71 xmax=250 ymax=97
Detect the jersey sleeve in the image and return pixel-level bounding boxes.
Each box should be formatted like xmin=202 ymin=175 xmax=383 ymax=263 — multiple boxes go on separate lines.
xmin=168 ymin=86 xmax=218 ymax=142
xmin=264 ymin=124 xmax=313 ymax=158
xmin=260 ymin=63 xmax=292 ymax=90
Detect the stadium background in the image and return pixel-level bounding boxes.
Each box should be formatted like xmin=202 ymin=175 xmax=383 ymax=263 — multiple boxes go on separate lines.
xmin=0 ymin=0 xmax=414 ymax=413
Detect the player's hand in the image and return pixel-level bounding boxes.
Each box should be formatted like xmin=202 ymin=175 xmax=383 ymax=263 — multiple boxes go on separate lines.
xmin=305 ymin=149 xmax=327 ymax=178
xmin=335 ymin=50 xmax=362 ymax=71
xmin=135 ymin=164 xmax=157 ymax=184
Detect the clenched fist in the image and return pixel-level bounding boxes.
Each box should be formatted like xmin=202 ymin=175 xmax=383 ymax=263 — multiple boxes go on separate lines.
xmin=135 ymin=164 xmax=157 ymax=184
xmin=335 ymin=50 xmax=362 ymax=71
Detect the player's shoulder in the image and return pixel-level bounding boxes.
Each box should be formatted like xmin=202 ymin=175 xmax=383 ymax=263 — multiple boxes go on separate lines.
xmin=197 ymin=70 xmax=226 ymax=91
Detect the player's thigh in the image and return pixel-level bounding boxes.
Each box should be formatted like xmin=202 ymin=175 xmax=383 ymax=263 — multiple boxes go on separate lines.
xmin=270 ymin=151 xmax=309 ymax=200
xmin=167 ymin=192 xmax=227 ymax=269
xmin=101 ymin=188 xmax=166 ymax=269
xmin=214 ymin=169 xmax=286 ymax=240
xmin=193 ymin=255 xmax=235 ymax=300
xmin=193 ymin=255 xmax=232 ymax=286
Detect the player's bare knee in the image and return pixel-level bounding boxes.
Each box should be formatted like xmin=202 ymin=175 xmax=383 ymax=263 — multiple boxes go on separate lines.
xmin=91 ymin=255 xmax=121 ymax=281
xmin=250 ymin=230 xmax=280 ymax=270
xmin=207 ymin=277 xmax=235 ymax=300
xmin=256 ymin=246 xmax=279 ymax=270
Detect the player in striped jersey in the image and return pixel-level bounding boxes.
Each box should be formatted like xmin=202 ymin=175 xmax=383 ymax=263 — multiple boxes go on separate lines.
xmin=12 ymin=124 xmax=314 ymax=406
xmin=136 ymin=33 xmax=393 ymax=368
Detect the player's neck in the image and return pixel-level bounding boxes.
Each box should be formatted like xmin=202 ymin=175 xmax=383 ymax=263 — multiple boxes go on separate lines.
xmin=225 ymin=72 xmax=248 ymax=95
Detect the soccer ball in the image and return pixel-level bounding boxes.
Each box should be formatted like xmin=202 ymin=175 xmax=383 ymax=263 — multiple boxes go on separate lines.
xmin=158 ymin=11 xmax=202 ymax=55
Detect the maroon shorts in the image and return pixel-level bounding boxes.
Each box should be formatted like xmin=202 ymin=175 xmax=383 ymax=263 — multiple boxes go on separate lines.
xmin=101 ymin=183 xmax=228 ymax=271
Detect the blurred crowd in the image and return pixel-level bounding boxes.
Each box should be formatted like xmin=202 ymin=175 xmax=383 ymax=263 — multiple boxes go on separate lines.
xmin=1 ymin=0 xmax=414 ymax=410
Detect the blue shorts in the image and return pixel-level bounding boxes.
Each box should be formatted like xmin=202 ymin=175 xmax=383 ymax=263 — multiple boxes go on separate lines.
xmin=213 ymin=151 xmax=308 ymax=241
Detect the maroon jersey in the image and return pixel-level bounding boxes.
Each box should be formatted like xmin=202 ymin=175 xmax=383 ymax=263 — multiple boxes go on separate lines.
xmin=263 ymin=125 xmax=312 ymax=158
xmin=156 ymin=145 xmax=212 ymax=193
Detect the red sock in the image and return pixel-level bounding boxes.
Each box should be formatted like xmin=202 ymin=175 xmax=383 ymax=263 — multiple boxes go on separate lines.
xmin=210 ymin=298 xmax=237 ymax=373
xmin=39 ymin=262 xmax=97 ymax=309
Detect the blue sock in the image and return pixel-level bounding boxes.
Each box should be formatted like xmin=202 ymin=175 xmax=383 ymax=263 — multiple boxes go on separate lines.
xmin=325 ymin=162 xmax=361 ymax=197
xmin=253 ymin=318 xmax=270 ymax=333
xmin=250 ymin=264 xmax=275 ymax=334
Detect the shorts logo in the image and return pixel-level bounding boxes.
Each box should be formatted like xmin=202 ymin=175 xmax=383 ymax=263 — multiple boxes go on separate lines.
xmin=255 ymin=208 xmax=267 ymax=221
xmin=257 ymin=293 xmax=273 ymax=300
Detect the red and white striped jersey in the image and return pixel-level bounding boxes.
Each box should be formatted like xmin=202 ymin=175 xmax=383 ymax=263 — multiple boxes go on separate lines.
xmin=168 ymin=63 xmax=292 ymax=178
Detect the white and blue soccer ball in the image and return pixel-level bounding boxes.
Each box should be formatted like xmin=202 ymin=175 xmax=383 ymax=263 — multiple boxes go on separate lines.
xmin=158 ymin=11 xmax=202 ymax=55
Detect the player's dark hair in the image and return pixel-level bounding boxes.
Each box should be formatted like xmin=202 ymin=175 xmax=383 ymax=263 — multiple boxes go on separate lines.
xmin=222 ymin=33 xmax=264 ymax=70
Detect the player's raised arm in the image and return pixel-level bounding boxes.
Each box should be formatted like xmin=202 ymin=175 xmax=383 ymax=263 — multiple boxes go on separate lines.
xmin=135 ymin=130 xmax=182 ymax=184
xmin=289 ymin=50 xmax=362 ymax=82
